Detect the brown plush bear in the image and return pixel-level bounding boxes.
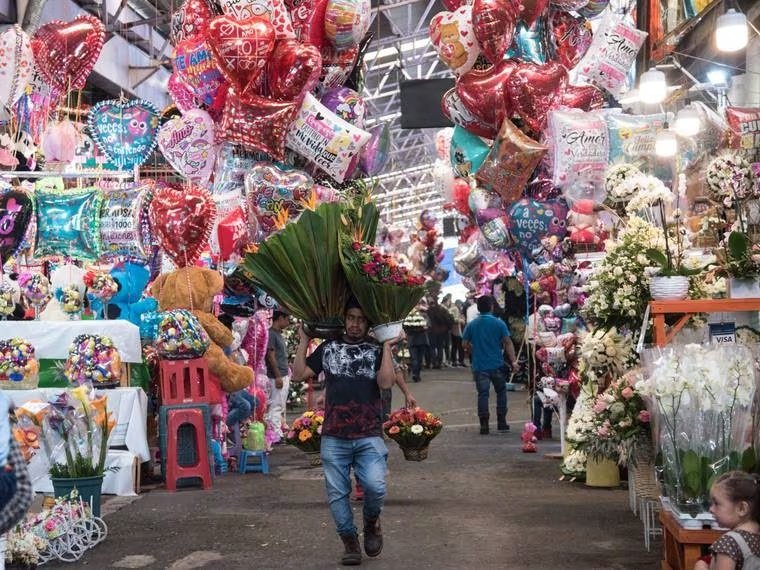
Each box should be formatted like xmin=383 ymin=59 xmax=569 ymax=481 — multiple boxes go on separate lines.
xmin=151 ymin=267 xmax=253 ymax=393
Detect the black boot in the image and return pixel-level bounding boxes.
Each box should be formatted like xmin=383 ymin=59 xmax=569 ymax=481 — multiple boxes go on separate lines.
xmin=363 ymin=517 xmax=383 ymax=557
xmin=340 ymin=533 xmax=362 ymax=566
xmin=479 ymin=416 xmax=490 ymax=435
xmin=497 ymin=415 xmax=510 ymax=433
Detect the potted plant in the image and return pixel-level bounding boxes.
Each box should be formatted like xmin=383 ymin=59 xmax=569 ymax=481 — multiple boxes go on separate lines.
xmin=284 ymin=409 xmax=325 ymax=466
xmin=244 ymin=200 xmax=379 ymax=338
xmin=383 ymin=407 xmax=443 ymax=461
xmin=715 ymin=231 xmax=760 ymax=298
xmin=39 ymin=385 xmax=116 ymax=517
xmin=340 ymin=240 xmax=426 ymax=342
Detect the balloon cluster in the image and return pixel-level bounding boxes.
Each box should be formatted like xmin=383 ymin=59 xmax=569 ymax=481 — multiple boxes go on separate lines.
xmin=64 ymin=334 xmax=122 ymax=387
xmin=155 ymin=309 xmax=212 ymax=360
xmin=0 ymin=338 xmax=39 ymax=385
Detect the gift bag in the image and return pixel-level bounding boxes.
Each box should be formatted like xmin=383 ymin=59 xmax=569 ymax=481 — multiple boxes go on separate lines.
xmin=244 ymin=422 xmax=266 ymax=451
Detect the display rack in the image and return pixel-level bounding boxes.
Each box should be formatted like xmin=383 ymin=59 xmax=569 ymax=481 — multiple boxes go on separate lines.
xmin=649 ymin=298 xmax=760 ymax=347
xmin=0 ymin=169 xmax=135 ymax=180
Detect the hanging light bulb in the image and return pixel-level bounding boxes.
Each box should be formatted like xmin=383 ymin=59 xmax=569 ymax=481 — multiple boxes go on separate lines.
xmin=716 ymin=9 xmax=748 ymax=52
xmin=674 ymin=104 xmax=701 ymax=137
xmin=639 ymin=68 xmax=667 ymax=104
xmin=655 ymin=123 xmax=678 ymax=157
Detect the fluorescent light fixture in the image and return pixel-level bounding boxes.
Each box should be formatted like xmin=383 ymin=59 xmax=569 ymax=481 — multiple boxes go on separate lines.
xmin=639 ymin=68 xmax=667 ymax=104
xmin=707 ymin=68 xmax=729 ymax=87
xmin=674 ymin=105 xmax=701 ymax=137
xmin=716 ymin=9 xmax=748 ymax=52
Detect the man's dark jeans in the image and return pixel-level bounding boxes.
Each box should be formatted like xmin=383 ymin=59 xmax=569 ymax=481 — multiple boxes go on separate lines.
xmin=473 ymin=367 xmax=508 ymax=419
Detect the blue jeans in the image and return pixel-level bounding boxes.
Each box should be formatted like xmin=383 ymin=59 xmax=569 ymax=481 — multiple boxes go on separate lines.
xmin=473 ymin=368 xmax=508 ymax=419
xmin=321 ymin=435 xmax=388 ymax=536
xmin=409 ymin=345 xmax=425 ymax=379
xmin=532 ymin=393 xmax=553 ymax=431
xmin=226 ymin=390 xmax=256 ymax=427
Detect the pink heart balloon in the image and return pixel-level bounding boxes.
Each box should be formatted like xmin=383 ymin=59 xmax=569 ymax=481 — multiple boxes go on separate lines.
xmin=167 ymin=73 xmax=201 ymax=113
xmin=157 ymin=109 xmax=217 ymax=186
xmin=219 ymin=0 xmax=296 ymax=39
xmin=506 ymin=60 xmax=567 ymax=134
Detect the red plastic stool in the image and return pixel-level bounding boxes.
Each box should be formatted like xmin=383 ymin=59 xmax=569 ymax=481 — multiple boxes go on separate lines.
xmin=165 ymin=407 xmax=213 ymax=492
xmin=159 ymin=359 xmax=222 ymax=405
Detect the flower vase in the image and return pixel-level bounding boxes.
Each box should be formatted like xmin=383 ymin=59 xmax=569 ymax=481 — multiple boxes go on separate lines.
xmin=51 ymin=475 xmax=104 ymax=517
xmin=305 ymin=450 xmax=322 ymax=467
xmin=649 ymin=276 xmax=690 ymax=300
xmin=585 ymin=457 xmax=620 ymax=488
xmin=728 ymin=277 xmax=760 ymax=299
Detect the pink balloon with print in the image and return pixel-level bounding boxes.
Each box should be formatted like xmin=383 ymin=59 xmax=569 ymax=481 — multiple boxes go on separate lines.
xmin=168 ymin=73 xmax=201 ymax=113
xmin=429 ymin=6 xmax=480 ymax=76
xmin=157 ymin=109 xmax=217 ymax=185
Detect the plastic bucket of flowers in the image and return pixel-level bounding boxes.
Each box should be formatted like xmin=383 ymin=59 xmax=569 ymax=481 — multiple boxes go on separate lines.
xmin=284 ymin=410 xmax=325 ymax=467
xmin=383 ymin=407 xmax=443 ymax=462
xmin=340 ymin=239 xmax=426 ymax=341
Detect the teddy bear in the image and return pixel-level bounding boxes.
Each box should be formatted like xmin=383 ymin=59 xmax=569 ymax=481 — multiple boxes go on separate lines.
xmin=566 ymin=199 xmax=599 ymax=245
xmin=438 ymin=22 xmax=468 ymax=70
xmin=151 ymin=266 xmax=253 ymax=393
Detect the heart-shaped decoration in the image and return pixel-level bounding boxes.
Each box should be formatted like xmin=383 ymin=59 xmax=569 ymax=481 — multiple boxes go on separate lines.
xmin=220 ymin=0 xmax=295 ymax=39
xmin=88 ymin=99 xmax=160 ymax=169
xmin=244 ymin=163 xmax=313 ymax=237
xmin=31 ymin=15 xmax=105 ymax=96
xmin=506 ymin=60 xmax=567 ymax=134
xmin=472 ymin=0 xmax=517 ymax=65
xmin=456 ymin=59 xmax=517 ymax=131
xmin=218 ymin=89 xmax=298 ymax=160
xmin=284 ymin=0 xmax=329 ymax=49
xmin=149 ymin=183 xmax=216 ymax=268
xmin=441 ymin=88 xmax=496 ymax=139
xmin=429 ymin=6 xmax=480 ymax=76
xmin=0 ymin=26 xmax=33 ymax=110
xmin=0 ymin=189 xmax=33 ymax=264
xmin=520 ymin=0 xmax=550 ymax=26
xmin=267 ymin=39 xmax=322 ymax=101
xmin=550 ymin=10 xmax=592 ymax=70
xmin=556 ymin=84 xmax=604 ymax=112
xmin=167 ymin=73 xmax=202 ymax=113
xmin=157 ymin=109 xmax=217 ymax=185
xmin=206 ymin=15 xmax=276 ymax=92
xmin=173 ymin=36 xmax=228 ymax=106
xmin=171 ymin=0 xmax=215 ymax=43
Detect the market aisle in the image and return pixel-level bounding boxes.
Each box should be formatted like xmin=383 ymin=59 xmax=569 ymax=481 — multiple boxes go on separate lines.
xmin=48 ymin=367 xmax=660 ymax=569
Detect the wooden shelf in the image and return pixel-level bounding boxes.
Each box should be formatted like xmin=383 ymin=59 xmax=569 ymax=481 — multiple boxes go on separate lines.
xmin=650 ymin=298 xmax=760 ymax=347
xmin=660 ymin=511 xmax=724 ymax=570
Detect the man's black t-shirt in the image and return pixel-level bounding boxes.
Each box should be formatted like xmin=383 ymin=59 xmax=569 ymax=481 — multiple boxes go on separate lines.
xmin=306 ymin=338 xmax=383 ymax=439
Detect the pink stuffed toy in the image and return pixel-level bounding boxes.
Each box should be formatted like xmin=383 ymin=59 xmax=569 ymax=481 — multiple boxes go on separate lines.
xmin=521 ymin=422 xmax=537 ymax=453
xmin=567 ymin=199 xmax=598 ymax=245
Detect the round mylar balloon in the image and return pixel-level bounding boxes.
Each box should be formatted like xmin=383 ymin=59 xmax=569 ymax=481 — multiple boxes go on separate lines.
xmin=88 ymin=99 xmax=160 ymax=170
xmin=157 ymin=109 xmax=216 ymax=185
xmin=420 ymin=209 xmax=437 ymax=230
xmin=358 ymin=123 xmax=390 ymax=176
xmin=429 ymin=6 xmax=481 ymax=76
xmin=0 ymin=188 xmax=33 ymax=264
xmin=36 ymin=188 xmax=103 ymax=260
xmin=480 ymin=213 xmax=513 ymax=249
xmin=285 ymin=93 xmax=370 ymax=183
xmin=468 ymin=187 xmax=503 ymax=223
xmin=450 ymin=126 xmax=489 ymax=178
xmin=324 ymin=0 xmax=371 ymax=51
xmin=320 ymin=87 xmax=366 ymax=127
xmin=245 ymin=163 xmax=313 ymax=237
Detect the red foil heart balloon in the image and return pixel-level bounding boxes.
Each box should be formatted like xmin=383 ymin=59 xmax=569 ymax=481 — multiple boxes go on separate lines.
xmin=267 ymin=39 xmax=322 ymax=101
xmin=31 ymin=15 xmax=105 ymax=96
xmin=506 ymin=60 xmax=567 ymax=134
xmin=285 ymin=0 xmax=329 ymax=50
xmin=171 ymin=0 xmax=215 ymax=43
xmin=456 ymin=59 xmax=518 ymax=131
xmin=519 ymin=0 xmax=550 ymax=26
xmin=149 ymin=183 xmax=216 ymax=268
xmin=206 ymin=15 xmax=276 ymax=92
xmin=472 ymin=0 xmax=518 ymax=65
xmin=550 ymin=10 xmax=592 ymax=70
xmin=557 ymin=84 xmax=604 ymax=112
xmin=218 ymin=88 xmax=298 ymax=160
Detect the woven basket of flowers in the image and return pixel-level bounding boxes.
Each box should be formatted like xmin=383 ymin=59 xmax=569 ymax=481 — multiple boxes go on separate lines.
xmin=383 ymin=407 xmax=443 ymax=462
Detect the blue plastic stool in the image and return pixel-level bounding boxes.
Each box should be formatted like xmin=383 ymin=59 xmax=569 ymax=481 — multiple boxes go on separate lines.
xmin=238 ymin=449 xmax=269 ymax=474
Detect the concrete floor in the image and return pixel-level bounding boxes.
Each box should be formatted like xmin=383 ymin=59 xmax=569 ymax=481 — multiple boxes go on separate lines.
xmin=47 ymin=367 xmax=661 ymax=569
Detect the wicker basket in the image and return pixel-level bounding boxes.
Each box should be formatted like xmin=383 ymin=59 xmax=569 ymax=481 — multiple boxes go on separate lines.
xmin=305 ymin=450 xmax=322 ymax=467
xmin=632 ymin=446 xmax=660 ymax=500
xmin=401 ymin=446 xmax=429 ymax=462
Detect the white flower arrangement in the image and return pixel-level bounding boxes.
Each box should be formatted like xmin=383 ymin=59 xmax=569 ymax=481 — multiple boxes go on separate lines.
xmin=5 ymin=526 xmax=48 ymax=566
xmin=624 ymin=174 xmax=674 ymax=214
xmin=561 ymin=449 xmax=588 ymax=476
xmin=579 ymin=327 xmax=634 ymax=376
xmin=605 ymin=163 xmax=643 ymax=201
xmin=706 ymin=152 xmax=755 ymax=206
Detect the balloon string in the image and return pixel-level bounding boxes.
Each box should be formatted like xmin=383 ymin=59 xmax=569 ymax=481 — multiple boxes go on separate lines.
xmin=183 ymin=251 xmax=193 ymax=312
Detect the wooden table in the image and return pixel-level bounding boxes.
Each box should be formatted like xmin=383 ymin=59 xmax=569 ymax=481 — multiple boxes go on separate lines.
xmin=660 ymin=510 xmax=724 ymax=570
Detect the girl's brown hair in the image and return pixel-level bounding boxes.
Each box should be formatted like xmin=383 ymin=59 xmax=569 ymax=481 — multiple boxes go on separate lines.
xmin=715 ymin=471 xmax=760 ymax=521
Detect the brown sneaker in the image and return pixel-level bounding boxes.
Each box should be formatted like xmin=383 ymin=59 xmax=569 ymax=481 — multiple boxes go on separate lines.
xmin=340 ymin=533 xmax=362 ymax=566
xmin=363 ymin=517 xmax=383 ymax=557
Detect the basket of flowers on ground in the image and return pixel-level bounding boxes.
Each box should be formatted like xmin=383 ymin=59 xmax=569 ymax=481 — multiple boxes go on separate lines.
xmin=340 ymin=240 xmax=426 ymax=342
xmin=383 ymin=407 xmax=443 ymax=461
xmin=284 ymin=409 xmax=325 ymax=466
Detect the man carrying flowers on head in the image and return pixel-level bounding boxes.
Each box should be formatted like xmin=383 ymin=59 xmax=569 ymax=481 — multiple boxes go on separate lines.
xmin=293 ymin=297 xmax=401 ymax=567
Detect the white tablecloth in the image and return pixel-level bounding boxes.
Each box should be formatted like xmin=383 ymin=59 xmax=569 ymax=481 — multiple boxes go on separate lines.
xmin=8 ymin=387 xmax=149 ymax=496
xmin=0 ymin=320 xmax=143 ymax=362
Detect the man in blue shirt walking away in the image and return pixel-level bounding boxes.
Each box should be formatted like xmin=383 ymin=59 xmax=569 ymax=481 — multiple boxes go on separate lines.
xmin=462 ymin=296 xmax=518 ymax=435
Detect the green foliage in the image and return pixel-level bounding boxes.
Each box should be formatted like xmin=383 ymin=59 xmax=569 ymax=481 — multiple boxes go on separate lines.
xmin=645 ymin=248 xmax=707 ymax=277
